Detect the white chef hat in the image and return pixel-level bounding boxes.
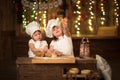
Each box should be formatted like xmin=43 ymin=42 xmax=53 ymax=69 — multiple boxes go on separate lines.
xmin=26 ymin=21 xmax=40 ymax=37
xmin=45 ymin=19 xmax=61 ymax=38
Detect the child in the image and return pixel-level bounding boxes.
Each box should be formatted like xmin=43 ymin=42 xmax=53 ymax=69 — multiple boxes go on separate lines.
xmin=45 ymin=18 xmax=74 ymax=56
xmin=26 ymin=21 xmax=48 ymax=57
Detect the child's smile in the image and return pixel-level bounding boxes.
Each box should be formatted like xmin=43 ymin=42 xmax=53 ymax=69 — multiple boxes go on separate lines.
xmin=52 ymin=26 xmax=62 ymax=37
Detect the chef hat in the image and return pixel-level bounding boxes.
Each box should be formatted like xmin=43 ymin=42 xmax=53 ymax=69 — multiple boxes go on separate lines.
xmin=26 ymin=21 xmax=40 ymax=37
xmin=45 ymin=19 xmax=61 ymax=38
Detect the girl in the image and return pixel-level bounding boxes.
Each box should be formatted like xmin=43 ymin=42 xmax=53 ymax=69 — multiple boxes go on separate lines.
xmin=45 ymin=18 xmax=74 ymax=56
xmin=26 ymin=21 xmax=48 ymax=57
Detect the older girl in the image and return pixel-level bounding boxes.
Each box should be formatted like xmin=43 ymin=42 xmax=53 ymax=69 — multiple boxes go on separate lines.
xmin=45 ymin=18 xmax=73 ymax=56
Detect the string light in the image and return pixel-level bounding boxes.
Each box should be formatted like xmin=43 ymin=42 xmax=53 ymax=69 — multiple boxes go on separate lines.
xmin=22 ymin=7 xmax=29 ymax=28
xmin=21 ymin=0 xmax=119 ymax=34
xmin=88 ymin=0 xmax=95 ymax=32
xmin=22 ymin=0 xmax=47 ymax=32
xmin=73 ymin=0 xmax=81 ymax=35
xmin=113 ymin=0 xmax=119 ymax=26
xmin=100 ymin=0 xmax=106 ymax=26
xmin=73 ymin=0 xmax=96 ymax=35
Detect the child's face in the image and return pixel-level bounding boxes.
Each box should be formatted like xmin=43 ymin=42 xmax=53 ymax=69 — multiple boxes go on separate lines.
xmin=32 ymin=30 xmax=42 ymax=41
xmin=52 ymin=26 xmax=62 ymax=38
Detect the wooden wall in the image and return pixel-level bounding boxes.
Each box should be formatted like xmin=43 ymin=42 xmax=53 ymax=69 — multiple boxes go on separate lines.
xmin=0 ymin=0 xmax=16 ymax=60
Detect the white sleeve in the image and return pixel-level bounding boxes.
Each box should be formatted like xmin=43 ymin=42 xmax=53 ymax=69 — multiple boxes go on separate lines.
xmin=50 ymin=40 xmax=55 ymax=46
xmin=42 ymin=40 xmax=48 ymax=46
xmin=29 ymin=39 xmax=34 ymax=44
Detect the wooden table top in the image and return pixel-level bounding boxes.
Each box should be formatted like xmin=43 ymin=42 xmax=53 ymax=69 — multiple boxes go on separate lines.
xmin=16 ymin=56 xmax=96 ymax=64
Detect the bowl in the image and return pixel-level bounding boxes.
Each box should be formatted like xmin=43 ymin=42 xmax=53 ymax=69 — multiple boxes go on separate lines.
xmin=68 ymin=68 xmax=79 ymax=74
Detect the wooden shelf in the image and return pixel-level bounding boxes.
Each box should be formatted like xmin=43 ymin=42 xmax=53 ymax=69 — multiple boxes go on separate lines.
xmin=63 ymin=74 xmax=87 ymax=78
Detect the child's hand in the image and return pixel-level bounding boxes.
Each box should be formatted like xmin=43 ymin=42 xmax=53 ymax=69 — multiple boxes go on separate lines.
xmin=44 ymin=49 xmax=52 ymax=57
xmin=61 ymin=18 xmax=68 ymax=28
xmin=61 ymin=17 xmax=71 ymax=37
xmin=35 ymin=51 xmax=44 ymax=57
xmin=54 ymin=50 xmax=63 ymax=56
xmin=38 ymin=48 xmax=43 ymax=52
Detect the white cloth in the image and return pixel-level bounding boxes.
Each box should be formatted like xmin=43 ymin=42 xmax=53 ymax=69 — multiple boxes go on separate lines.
xmin=50 ymin=35 xmax=73 ymax=56
xmin=26 ymin=21 xmax=40 ymax=37
xmin=96 ymin=54 xmax=112 ymax=80
xmin=28 ymin=39 xmax=48 ymax=57
xmin=45 ymin=19 xmax=61 ymax=38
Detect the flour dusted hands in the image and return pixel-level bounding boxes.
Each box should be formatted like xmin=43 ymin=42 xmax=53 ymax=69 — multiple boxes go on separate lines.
xmin=45 ymin=49 xmax=63 ymax=57
xmin=31 ymin=47 xmax=45 ymax=57
xmin=35 ymin=50 xmax=45 ymax=57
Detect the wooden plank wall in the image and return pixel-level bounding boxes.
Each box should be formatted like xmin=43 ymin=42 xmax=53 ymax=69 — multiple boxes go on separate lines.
xmin=0 ymin=1 xmax=17 ymax=80
xmin=0 ymin=0 xmax=15 ymax=60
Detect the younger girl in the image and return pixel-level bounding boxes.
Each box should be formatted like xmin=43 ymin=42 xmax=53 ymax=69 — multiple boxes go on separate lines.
xmin=26 ymin=21 xmax=48 ymax=57
xmin=45 ymin=18 xmax=74 ymax=56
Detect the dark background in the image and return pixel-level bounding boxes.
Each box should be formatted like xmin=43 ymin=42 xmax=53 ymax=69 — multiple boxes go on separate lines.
xmin=0 ymin=0 xmax=120 ymax=80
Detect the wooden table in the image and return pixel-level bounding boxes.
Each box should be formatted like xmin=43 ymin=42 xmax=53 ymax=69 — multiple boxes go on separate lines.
xmin=16 ymin=56 xmax=97 ymax=80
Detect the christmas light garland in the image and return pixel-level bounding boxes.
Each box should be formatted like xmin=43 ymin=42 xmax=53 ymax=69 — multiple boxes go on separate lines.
xmin=16 ymin=0 xmax=119 ymax=35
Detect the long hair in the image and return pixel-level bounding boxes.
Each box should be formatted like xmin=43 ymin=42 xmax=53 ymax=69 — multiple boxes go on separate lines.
xmin=52 ymin=26 xmax=64 ymax=41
